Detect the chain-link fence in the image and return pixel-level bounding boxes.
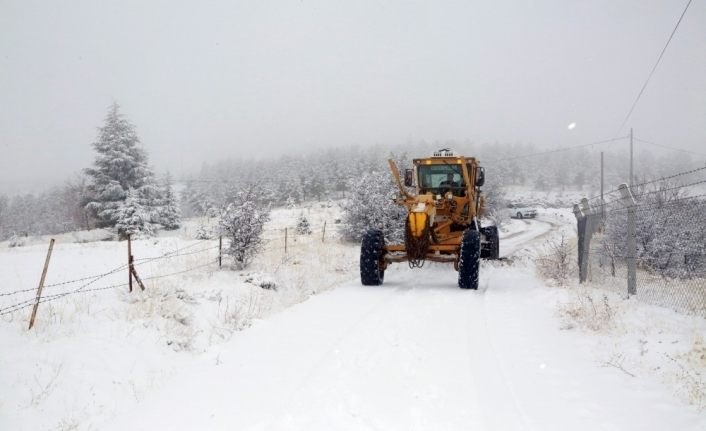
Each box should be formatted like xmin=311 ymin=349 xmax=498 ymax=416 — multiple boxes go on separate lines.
xmin=575 ymin=168 xmax=706 ymax=317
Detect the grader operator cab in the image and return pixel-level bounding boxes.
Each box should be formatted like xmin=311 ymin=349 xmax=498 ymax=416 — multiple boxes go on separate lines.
xmin=360 ymin=149 xmax=499 ymax=290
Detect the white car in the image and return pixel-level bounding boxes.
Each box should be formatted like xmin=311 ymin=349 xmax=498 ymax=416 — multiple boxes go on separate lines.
xmin=508 ymin=203 xmax=538 ymax=219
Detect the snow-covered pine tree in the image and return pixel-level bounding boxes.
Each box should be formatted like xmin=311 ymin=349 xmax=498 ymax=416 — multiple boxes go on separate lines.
xmin=296 ymin=212 xmax=312 ymax=235
xmin=158 ymin=172 xmax=181 ymax=230
xmin=342 ymin=169 xmax=406 ymax=243
xmin=195 ymin=222 xmax=213 ymax=240
xmin=218 ymin=187 xmax=270 ymax=269
xmin=114 ymin=188 xmax=155 ymax=239
xmin=84 ymin=103 xmax=158 ymax=228
xmin=285 ymin=196 xmax=297 ymax=209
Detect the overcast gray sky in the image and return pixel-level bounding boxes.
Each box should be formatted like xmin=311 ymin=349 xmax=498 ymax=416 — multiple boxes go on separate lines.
xmin=1 ymin=0 xmax=704 ymax=193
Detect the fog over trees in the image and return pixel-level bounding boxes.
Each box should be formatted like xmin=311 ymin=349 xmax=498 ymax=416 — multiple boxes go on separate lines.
xmin=1 ymin=125 xmax=702 ymax=243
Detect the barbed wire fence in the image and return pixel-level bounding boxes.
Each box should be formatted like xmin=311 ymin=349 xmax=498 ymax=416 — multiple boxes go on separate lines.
xmin=0 ymin=237 xmax=222 ymax=323
xmin=574 ymin=166 xmax=706 ymax=317
xmin=0 ymin=216 xmax=348 ymax=328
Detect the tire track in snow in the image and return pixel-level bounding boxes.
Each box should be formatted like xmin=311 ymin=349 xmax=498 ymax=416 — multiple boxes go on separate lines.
xmin=471 ymin=269 xmax=537 ymax=431
xmin=269 ymin=271 xmax=490 ymax=430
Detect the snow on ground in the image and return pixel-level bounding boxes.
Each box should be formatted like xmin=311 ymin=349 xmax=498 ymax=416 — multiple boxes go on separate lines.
xmin=1 ymin=201 xmax=705 ymax=430
xmin=0 ymin=202 xmax=357 ymax=430
xmin=101 ymin=261 xmax=706 ymax=431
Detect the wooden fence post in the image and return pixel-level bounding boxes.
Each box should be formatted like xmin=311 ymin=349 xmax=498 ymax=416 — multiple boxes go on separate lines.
xmin=322 ymin=221 xmax=327 ymax=243
xmin=284 ymin=227 xmax=288 ymax=254
xmin=128 ymin=234 xmax=133 ymax=292
xmin=28 ymin=238 xmax=55 ymax=330
xmin=218 ymin=236 xmax=222 ymax=268
xmin=127 ymin=234 xmax=145 ymax=292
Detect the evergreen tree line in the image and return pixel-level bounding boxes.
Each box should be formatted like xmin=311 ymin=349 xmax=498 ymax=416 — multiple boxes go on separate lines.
xmin=181 ymin=139 xmax=700 ymax=219
xmin=1 ymin=102 xmax=699 ymax=242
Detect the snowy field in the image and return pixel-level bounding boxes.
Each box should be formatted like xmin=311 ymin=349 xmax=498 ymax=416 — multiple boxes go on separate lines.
xmin=1 ymin=205 xmax=705 ymax=430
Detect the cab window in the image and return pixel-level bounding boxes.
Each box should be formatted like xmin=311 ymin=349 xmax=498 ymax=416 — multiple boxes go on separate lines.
xmin=418 ymin=164 xmax=464 ymax=191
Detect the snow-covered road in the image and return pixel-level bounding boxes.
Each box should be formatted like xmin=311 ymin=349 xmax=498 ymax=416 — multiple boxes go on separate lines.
xmin=103 ymin=220 xmax=705 ymax=431
xmin=500 ymin=217 xmax=554 ymax=257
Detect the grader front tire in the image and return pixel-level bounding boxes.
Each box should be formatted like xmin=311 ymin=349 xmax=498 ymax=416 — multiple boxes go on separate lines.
xmin=458 ymin=229 xmax=481 ymax=290
xmin=360 ymin=230 xmax=385 ymax=286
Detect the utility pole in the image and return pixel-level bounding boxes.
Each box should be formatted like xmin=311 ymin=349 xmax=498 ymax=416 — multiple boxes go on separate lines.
xmin=629 ymin=128 xmax=634 ymax=188
xmin=600 ymin=151 xmax=604 ymax=220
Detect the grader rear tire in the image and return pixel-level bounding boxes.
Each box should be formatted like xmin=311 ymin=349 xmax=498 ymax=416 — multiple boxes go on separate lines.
xmin=458 ymin=229 xmax=481 ymax=290
xmin=360 ymin=229 xmax=385 ymax=286
xmin=481 ymin=226 xmax=500 ymax=260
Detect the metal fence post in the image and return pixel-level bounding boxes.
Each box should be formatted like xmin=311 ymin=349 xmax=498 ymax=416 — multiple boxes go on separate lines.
xmin=618 ymin=184 xmax=637 ymax=296
xmin=574 ymin=204 xmax=585 ymax=282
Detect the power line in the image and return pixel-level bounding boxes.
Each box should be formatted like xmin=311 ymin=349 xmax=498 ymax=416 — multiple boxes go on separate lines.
xmin=483 ymin=136 xmax=628 ymax=163
xmin=588 ymin=164 xmax=706 ymax=202
xmin=616 ymin=0 xmax=693 ymax=134
xmin=595 ymin=176 xmax=706 ymax=208
xmin=602 ymin=191 xmax=706 ymax=217
xmin=634 ymin=137 xmax=706 ymax=158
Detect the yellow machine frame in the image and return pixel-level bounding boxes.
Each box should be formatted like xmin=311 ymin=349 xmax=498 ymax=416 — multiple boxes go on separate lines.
xmin=384 ymin=153 xmax=486 ymax=266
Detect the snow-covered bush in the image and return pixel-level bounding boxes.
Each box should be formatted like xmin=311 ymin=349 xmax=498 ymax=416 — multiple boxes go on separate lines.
xmin=484 ymin=207 xmax=509 ymax=230
xmin=295 ymin=213 xmax=312 ymax=235
xmin=535 ymin=234 xmax=574 ymax=285
xmin=244 ymin=272 xmax=278 ymax=290
xmin=341 ymin=170 xmax=406 ymax=243
xmin=285 ymin=196 xmax=297 ymax=209
xmin=195 ymin=223 xmax=213 ymax=240
xmin=601 ymin=183 xmax=706 ymax=279
xmin=7 ymin=233 xmax=26 ymax=248
xmin=219 ymin=187 xmax=270 ymax=269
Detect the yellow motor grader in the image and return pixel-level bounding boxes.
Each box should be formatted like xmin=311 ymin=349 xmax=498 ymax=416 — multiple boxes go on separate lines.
xmin=360 ymin=149 xmax=499 ymax=289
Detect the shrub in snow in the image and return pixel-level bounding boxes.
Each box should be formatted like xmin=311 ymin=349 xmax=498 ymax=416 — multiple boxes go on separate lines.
xmin=484 ymin=208 xmax=509 ymax=231
xmin=195 ymin=223 xmax=213 ymax=240
xmin=84 ymin=102 xmax=160 ymax=229
xmin=115 ymin=188 xmax=156 ymax=239
xmin=7 ymin=233 xmax=26 ymax=248
xmin=285 ymin=196 xmax=297 ymax=209
xmin=244 ymin=273 xmax=278 ymax=290
xmin=342 ymin=170 xmax=406 ymax=243
xmin=535 ymin=234 xmax=573 ymax=285
xmin=219 ymin=187 xmax=270 ymax=269
xmin=295 ymin=213 xmax=312 ymax=235
xmin=559 ymin=291 xmax=616 ymax=332
xmin=482 ymin=178 xmax=509 ymax=229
